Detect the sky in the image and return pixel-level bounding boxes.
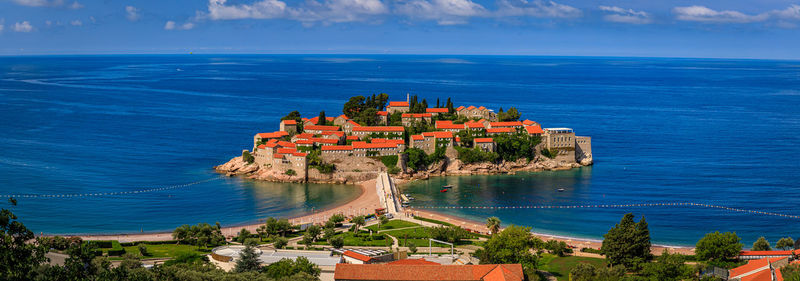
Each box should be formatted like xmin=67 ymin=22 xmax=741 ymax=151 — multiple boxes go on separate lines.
xmin=0 ymin=0 xmax=799 ymax=59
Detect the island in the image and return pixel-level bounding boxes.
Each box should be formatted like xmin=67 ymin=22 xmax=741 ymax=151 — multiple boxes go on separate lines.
xmin=216 ymin=94 xmax=592 ymax=184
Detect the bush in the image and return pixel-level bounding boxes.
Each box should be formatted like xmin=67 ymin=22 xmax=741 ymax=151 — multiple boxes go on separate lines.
xmin=313 ymin=163 xmax=336 ymax=174
xmin=541 ymin=148 xmax=558 ymax=159
xmin=285 ymin=169 xmax=297 ymax=176
xmin=380 ymin=155 xmax=399 ymax=168
xmin=408 ymin=242 xmax=417 ymax=253
xmin=580 ymin=248 xmax=602 ymax=254
xmin=329 ymin=236 xmax=344 ymax=249
xmin=455 ymin=146 xmax=500 ymax=164
xmin=138 ymin=244 xmax=149 ymax=257
xmin=242 ymin=150 xmax=255 ymax=164
xmin=273 ymin=237 xmax=288 ymax=249
xmin=387 ymin=166 xmax=401 ymax=174
xmin=91 ymin=240 xmax=114 ymax=249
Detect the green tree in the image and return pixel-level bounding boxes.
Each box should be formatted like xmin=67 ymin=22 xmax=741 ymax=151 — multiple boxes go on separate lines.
xmin=404 ymin=147 xmax=429 ymax=171
xmin=408 ymin=242 xmax=417 ymax=253
xmin=276 ymin=219 xmax=292 ymax=237
xmin=600 ymin=213 xmax=652 ymax=270
xmin=478 ymin=225 xmax=542 ymax=277
xmin=329 ymin=236 xmax=344 ymax=249
xmin=351 ymin=216 xmax=366 ymax=233
xmin=343 ymin=96 xmax=366 ymax=117
xmin=545 ymin=240 xmax=571 ymax=257
xmin=485 ymin=217 xmax=501 ymax=236
xmin=329 ymin=214 xmax=346 ymax=225
xmin=256 ymin=225 xmax=267 ymax=242
xmin=138 ymin=244 xmax=149 ymax=257
xmin=569 ymin=263 xmax=597 ymax=281
xmin=323 ymin=227 xmax=336 ymax=240
xmin=306 ymin=225 xmax=322 ymax=242
xmin=752 ymin=237 xmax=771 ymax=251
xmin=236 ymin=228 xmax=252 ymax=244
xmin=242 ymin=150 xmax=255 ymax=164
xmin=273 ymin=237 xmax=288 ymax=249
xmin=1 ymin=199 xmax=49 ymax=281
xmin=301 ymin=233 xmax=314 ymax=249
xmin=378 ymin=216 xmax=389 ymax=230
xmin=263 ymin=256 xmax=321 ymax=279
xmin=640 ymin=250 xmax=694 ymax=281
xmin=234 ymin=240 xmax=261 ymax=273
xmin=281 ymin=110 xmax=302 ymax=121
xmin=318 ymin=111 xmax=327 ymax=125
xmin=498 ymin=107 xmax=521 ymax=122
xmin=695 ymin=231 xmax=743 ymax=261
xmin=777 ymin=237 xmax=795 ymax=250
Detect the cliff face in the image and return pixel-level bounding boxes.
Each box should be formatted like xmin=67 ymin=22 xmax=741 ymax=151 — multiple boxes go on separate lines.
xmin=393 ymin=155 xmax=590 ymax=181
xmin=215 ymin=157 xmax=380 ymax=184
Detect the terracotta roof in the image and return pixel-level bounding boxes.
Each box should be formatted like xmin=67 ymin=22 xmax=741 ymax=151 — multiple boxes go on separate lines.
xmin=467 ymin=106 xmax=477 ymax=110
xmin=311 ymin=138 xmax=340 ymax=144
xmin=292 ymin=152 xmax=308 ymax=157
xmin=273 ymin=153 xmax=284 ymax=159
xmin=304 ymin=125 xmax=340 ymax=131
xmin=353 ymin=126 xmax=405 ymax=132
xmin=281 ymin=119 xmax=297 ymax=125
xmin=402 ymin=113 xmax=432 ymax=118
xmin=347 ymin=120 xmax=361 ymax=126
xmin=455 ymin=136 xmax=461 ymax=142
xmin=346 ymin=135 xmax=360 ymax=140
xmin=342 ymin=251 xmax=374 ymax=263
xmin=739 ymin=269 xmax=772 ymax=281
xmin=477 ymin=106 xmax=486 ymax=110
xmin=487 ymin=128 xmax=515 ymax=133
xmin=337 ymin=114 xmax=349 ymax=119
xmin=264 ymin=142 xmax=279 ymax=148
xmin=474 ymin=138 xmax=494 ymax=143
xmin=411 ymin=135 xmax=424 ymax=141
xmin=489 ymin=121 xmax=523 ymax=127
xmin=295 ymin=139 xmax=314 ymax=145
xmin=730 ymin=258 xmax=772 ymax=278
xmin=307 ymin=116 xmax=335 ymax=125
xmin=301 ymin=118 xmax=309 ymax=122
xmin=257 ymin=131 xmax=289 ymax=139
xmin=276 ymin=147 xmax=296 ymax=154
xmin=522 ymin=119 xmax=537 ymax=126
xmin=426 ymin=108 xmax=450 ymax=113
xmin=388 ymin=259 xmax=439 ymax=265
xmin=465 ymin=122 xmax=485 ymax=128
xmin=525 ymin=125 xmax=543 ymax=135
xmin=371 ymin=139 xmax=405 ymax=145
xmin=352 ymin=141 xmax=402 ymax=149
xmin=377 ymin=111 xmax=389 ymax=116
xmin=277 ymin=141 xmax=296 ymax=148
xmin=739 ymin=251 xmax=794 ymax=256
xmin=776 ymin=267 xmax=785 ymax=281
xmin=294 ymin=133 xmax=313 ymax=139
xmin=257 ymin=144 xmax=267 ymax=149
xmin=267 ymin=139 xmax=279 ymax=144
xmin=321 ymin=145 xmax=353 ymax=151
xmin=456 ymin=106 xmax=466 ymax=111
xmin=435 ymin=121 xmax=465 ymax=130
xmin=422 ymin=131 xmax=454 ymax=139
xmin=322 ymin=131 xmax=345 ymax=137
xmin=333 ymin=264 xmax=524 ymax=281
xmin=388 ymin=101 xmax=410 ymax=107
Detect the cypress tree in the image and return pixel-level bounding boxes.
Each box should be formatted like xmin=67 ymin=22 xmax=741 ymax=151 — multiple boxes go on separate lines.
xmin=318 ymin=111 xmax=326 ymax=125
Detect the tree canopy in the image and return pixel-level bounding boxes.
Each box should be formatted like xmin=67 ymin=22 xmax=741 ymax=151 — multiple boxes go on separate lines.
xmin=477 ymin=225 xmax=543 ymax=278
xmin=752 ymin=237 xmax=771 ymax=251
xmin=695 ymin=231 xmax=743 ymax=261
xmin=600 ymin=213 xmax=652 ymax=270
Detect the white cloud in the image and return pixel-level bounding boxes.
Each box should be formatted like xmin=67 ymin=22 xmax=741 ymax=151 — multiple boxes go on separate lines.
xmin=599 ymin=5 xmax=651 ymax=24
xmin=12 ymin=0 xmax=69 ymax=7
xmin=772 ymin=4 xmax=800 ymax=20
xmin=673 ymin=6 xmax=768 ymax=23
xmin=302 ymin=0 xmax=389 ymax=23
xmin=165 ymin=21 xmax=195 ymax=30
xmin=206 ymin=0 xmax=291 ymax=20
xmin=70 ymin=1 xmax=83 ymax=9
xmin=13 ymin=21 xmax=34 ymax=32
xmin=70 ymin=20 xmax=82 ymax=26
xmin=495 ymin=0 xmax=581 ymax=18
xmin=395 ymin=0 xmax=486 ymax=25
xmin=126 ymin=6 xmax=140 ymax=21
xmin=0 ymin=19 xmax=4 ymax=33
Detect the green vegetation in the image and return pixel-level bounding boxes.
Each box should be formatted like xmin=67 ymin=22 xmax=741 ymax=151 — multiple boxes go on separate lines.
xmin=234 ymin=241 xmax=261 ymax=273
xmin=242 ymin=150 xmax=255 ymax=164
xmin=496 ymin=107 xmax=521 ymax=122
xmin=285 ymin=169 xmax=297 ymax=176
xmin=455 ymin=146 xmax=500 ymax=164
xmin=752 ymin=236 xmax=771 ymax=251
xmin=172 ymin=222 xmax=226 ymax=249
xmin=365 ymin=219 xmax=419 ymax=231
xmin=413 ymin=216 xmax=454 ymax=226
xmin=541 ymin=148 xmax=558 ymax=159
xmin=476 ymin=225 xmax=543 ymax=280
xmin=781 ymin=264 xmax=800 ymax=280
xmin=307 ymin=149 xmax=335 ymax=174
xmin=342 ymin=94 xmax=388 ymax=126
xmin=777 ymin=237 xmax=795 ymax=250
xmin=538 ymin=254 xmax=608 ymax=281
xmin=493 ymin=133 xmax=541 ymax=161
xmin=600 ymin=213 xmax=652 ymax=271
xmin=695 ymin=231 xmax=743 ymax=262
xmin=380 ymin=155 xmax=398 ymax=169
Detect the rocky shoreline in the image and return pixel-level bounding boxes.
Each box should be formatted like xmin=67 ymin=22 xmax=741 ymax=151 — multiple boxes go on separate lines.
xmin=214 ymin=154 xmax=592 ymax=184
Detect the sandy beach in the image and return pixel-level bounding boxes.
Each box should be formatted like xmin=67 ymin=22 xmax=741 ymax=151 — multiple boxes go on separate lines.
xmin=76 ymin=179 xmax=381 ymax=242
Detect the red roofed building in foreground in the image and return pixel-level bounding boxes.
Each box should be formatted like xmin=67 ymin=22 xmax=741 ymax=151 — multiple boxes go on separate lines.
xmin=728 ymin=257 xmax=789 ymax=281
xmin=474 ymin=138 xmax=496 ymax=152
xmin=334 ymin=263 xmax=524 ymax=281
xmin=386 ymin=101 xmax=410 ymax=114
xmin=341 ymin=251 xmax=374 ymax=264
xmin=739 ymin=250 xmax=798 ymax=260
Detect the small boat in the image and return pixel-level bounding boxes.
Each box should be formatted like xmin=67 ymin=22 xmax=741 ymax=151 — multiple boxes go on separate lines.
xmin=557 ymin=188 xmax=565 ymax=192
xmin=443 ymin=185 xmax=453 ymax=189
xmin=440 ymin=189 xmax=448 ymax=193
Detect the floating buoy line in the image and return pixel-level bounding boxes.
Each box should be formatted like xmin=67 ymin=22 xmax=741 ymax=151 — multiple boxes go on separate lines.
xmin=409 ymin=202 xmax=800 ymax=219
xmin=0 ymin=177 xmax=223 ymax=199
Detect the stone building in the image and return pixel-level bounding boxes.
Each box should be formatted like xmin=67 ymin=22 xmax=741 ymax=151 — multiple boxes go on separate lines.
xmin=253 ymin=131 xmax=289 ymax=151
xmin=333 ymin=115 xmax=350 ymax=126
xmin=425 ymin=107 xmax=449 ymax=116
xmin=386 ymin=101 xmax=410 ymax=114
xmin=376 ymin=111 xmax=389 ymax=125
xmin=488 ymin=121 xmax=523 ymax=129
xmin=575 ymin=136 xmax=592 ymax=164
xmin=401 ymin=113 xmax=432 ymax=126
xmin=456 ymin=105 xmax=496 ymax=121
xmin=304 ymin=125 xmax=340 ymax=135
xmin=435 ymin=120 xmax=465 ymax=133
xmin=341 ymin=120 xmax=361 ymax=134
xmin=543 ymin=128 xmax=576 ymax=163
xmin=351 ymin=126 xmax=405 ymax=139
xmin=279 ymin=119 xmax=297 ymax=134
xmin=473 ymin=138 xmax=496 ymax=152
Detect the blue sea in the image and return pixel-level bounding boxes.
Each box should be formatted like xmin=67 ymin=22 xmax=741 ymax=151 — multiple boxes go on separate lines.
xmin=1 ymin=55 xmax=798 ymax=246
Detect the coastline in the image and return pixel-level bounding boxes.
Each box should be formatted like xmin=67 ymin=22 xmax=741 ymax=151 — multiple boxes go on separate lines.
xmin=73 ymin=179 xmax=380 ymax=242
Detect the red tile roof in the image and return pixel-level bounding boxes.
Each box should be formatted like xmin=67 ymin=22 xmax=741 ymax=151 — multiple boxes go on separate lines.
xmin=273 ymin=153 xmax=284 ymax=159
xmin=292 ymin=152 xmax=308 ymax=157
xmin=426 ymin=108 xmax=450 ymax=113
xmin=402 ymin=113 xmax=432 ymax=118
xmin=388 ymin=259 xmax=439 ymax=265
xmin=467 ymin=106 xmax=477 ymax=110
xmin=277 ymin=141 xmax=296 ymax=148
xmin=456 ymin=106 xmax=466 ymax=111
xmin=739 ymin=269 xmax=772 ymax=281
xmin=311 ymin=138 xmax=340 ymax=144
xmin=352 ymin=141 xmax=402 ymax=149
xmin=739 ymin=251 xmax=794 ymax=256
xmin=264 ymin=142 xmax=279 ymax=148
xmin=346 ymin=135 xmax=359 ymax=140
xmin=422 ymin=131 xmax=454 ymax=139
xmin=276 ymin=147 xmax=297 ymax=154
xmin=342 ymin=251 xmax=374 ymax=263
xmin=388 ymin=101 xmax=410 ymax=107
xmin=321 ymin=145 xmax=353 ymax=151
xmin=474 ymin=138 xmax=494 ymax=143
xmin=337 ymin=114 xmax=349 ymax=119
xmin=257 ymin=144 xmax=267 ymax=149
xmin=411 ymin=135 xmax=424 ymax=141
xmin=371 ymin=139 xmax=405 ymax=145
xmin=257 ymin=131 xmax=289 ymax=139
xmin=435 ymin=121 xmax=465 ymax=130
xmin=525 ymin=125 xmax=543 ymax=135
xmin=465 ymin=121 xmax=485 ymax=129
xmin=487 ymin=128 xmax=516 ymax=133
xmin=489 ymin=121 xmax=523 ymax=127
xmin=322 ymin=131 xmax=345 ymax=137
xmin=730 ymin=258 xmax=773 ymax=279
xmin=295 ymin=139 xmax=314 ymax=145
xmin=281 ymin=119 xmax=297 ymax=125
xmin=377 ymin=111 xmax=389 ymax=116
xmin=294 ymin=133 xmax=313 ymax=139
xmin=522 ymin=119 xmax=537 ymax=126
xmin=333 ymin=264 xmax=524 ymax=281
xmin=477 ymin=106 xmax=486 ymax=110
xmin=352 ymin=126 xmax=405 ymax=132
xmin=347 ymin=120 xmax=361 ymax=126
xmin=304 ymin=125 xmax=340 ymax=131
xmin=307 ymin=116 xmax=335 ymax=125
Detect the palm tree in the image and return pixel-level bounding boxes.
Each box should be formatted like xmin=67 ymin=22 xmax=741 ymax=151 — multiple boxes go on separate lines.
xmin=486 ymin=217 xmax=501 ymax=236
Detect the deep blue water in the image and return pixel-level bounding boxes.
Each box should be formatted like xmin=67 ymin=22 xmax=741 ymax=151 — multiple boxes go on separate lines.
xmin=1 ymin=55 xmax=798 ymax=245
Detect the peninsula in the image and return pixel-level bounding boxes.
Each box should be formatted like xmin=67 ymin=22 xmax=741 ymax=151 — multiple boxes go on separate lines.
xmin=216 ymin=94 xmax=592 ymax=184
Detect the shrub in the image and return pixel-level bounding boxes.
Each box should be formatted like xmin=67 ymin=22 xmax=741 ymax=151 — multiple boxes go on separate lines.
xmin=329 ymin=236 xmax=344 ymax=249
xmin=541 ymin=148 xmax=558 ymax=159
xmin=408 ymin=242 xmax=417 ymax=253
xmin=313 ymin=163 xmax=336 ymax=174
xmin=580 ymin=247 xmax=602 ymax=254
xmin=138 ymin=244 xmax=149 ymax=257
xmin=242 ymin=150 xmax=255 ymax=164
xmin=273 ymin=237 xmax=288 ymax=249
xmin=285 ymin=169 xmax=297 ymax=176
xmin=380 ymin=155 xmax=399 ymax=168
xmin=455 ymin=146 xmax=500 ymax=164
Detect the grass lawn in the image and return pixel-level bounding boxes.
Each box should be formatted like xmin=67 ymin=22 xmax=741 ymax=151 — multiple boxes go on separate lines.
xmin=538 ymin=254 xmax=607 ymax=281
xmin=110 ymin=244 xmax=212 ymax=260
xmin=365 ymin=220 xmax=420 ymax=232
xmin=313 ymin=231 xmax=391 ymax=247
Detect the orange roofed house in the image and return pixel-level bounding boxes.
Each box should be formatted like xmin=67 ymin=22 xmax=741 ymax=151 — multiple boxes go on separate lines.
xmin=386 ymin=101 xmax=410 ymax=114
xmin=728 ymin=256 xmax=791 ymax=281
xmin=334 ymin=263 xmax=524 ymax=281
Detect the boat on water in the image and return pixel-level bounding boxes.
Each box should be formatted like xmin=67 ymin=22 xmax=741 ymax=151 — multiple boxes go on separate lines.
xmin=440 ymin=189 xmax=448 ymax=193
xmin=557 ymin=188 xmax=565 ymax=192
xmin=443 ymin=185 xmax=453 ymax=188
